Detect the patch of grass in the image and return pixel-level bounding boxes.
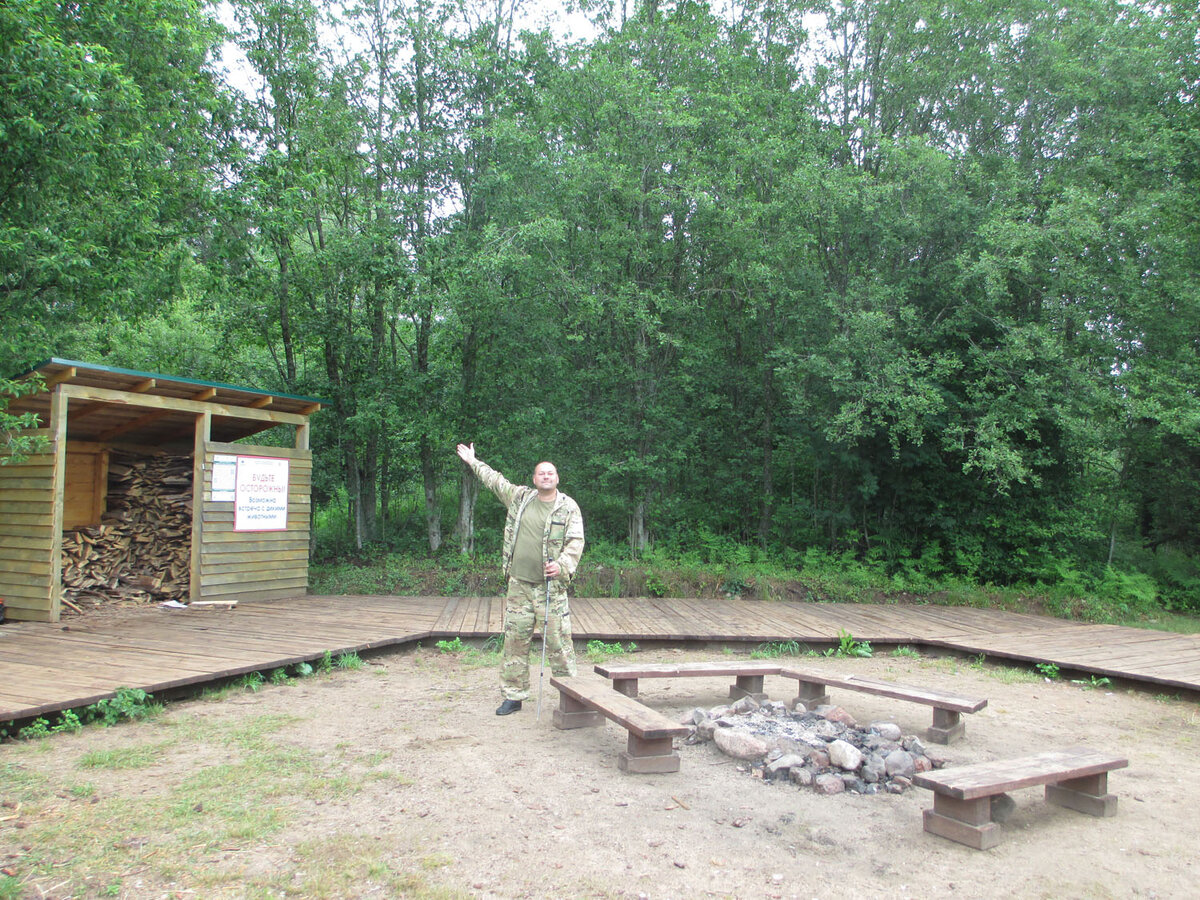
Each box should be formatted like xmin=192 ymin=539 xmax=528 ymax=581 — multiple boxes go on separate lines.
xmin=87 ymin=687 xmax=161 ymax=726
xmin=238 ymin=671 xmax=266 ymax=692
xmin=420 ymin=851 xmax=454 ymax=870
xmin=1035 ymin=662 xmax=1060 ymax=680
xmin=584 ymin=640 xmax=638 ymax=662
xmin=462 ymin=645 xmax=501 ymax=670
xmin=15 ymin=717 xmax=52 ymax=740
xmin=750 ymin=640 xmax=802 ymax=659
xmin=824 ymin=629 xmax=873 ymax=658
xmin=262 ymin=834 xmax=457 ymax=899
xmin=991 ymin=665 xmax=1041 ymax=685
xmin=1071 ymin=675 xmax=1113 ymax=690
xmin=77 ymin=744 xmax=164 ymax=770
xmin=891 ymin=646 xmax=922 ymax=659
xmin=222 ymin=714 xmax=304 ymax=751
xmin=336 ymin=651 xmax=365 ymax=670
xmin=0 ymin=709 xmax=397 ymax=898
xmin=435 ymin=637 xmax=465 ymax=653
xmin=0 ymin=762 xmax=50 ymax=802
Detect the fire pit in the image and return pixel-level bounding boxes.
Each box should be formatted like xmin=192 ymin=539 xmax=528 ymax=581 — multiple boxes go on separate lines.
xmin=683 ymin=695 xmax=943 ymax=795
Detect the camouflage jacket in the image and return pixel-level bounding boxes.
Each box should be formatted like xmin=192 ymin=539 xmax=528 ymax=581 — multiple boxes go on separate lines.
xmin=467 ymin=458 xmax=585 ymax=584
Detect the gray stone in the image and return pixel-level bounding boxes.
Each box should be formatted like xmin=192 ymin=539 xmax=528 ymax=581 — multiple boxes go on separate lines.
xmin=791 ymin=700 xmax=808 ymax=715
xmin=767 ymin=753 xmax=809 ymax=774
xmin=821 ymin=705 xmax=858 ymax=727
xmin=861 ymin=752 xmax=887 ymax=784
xmin=800 ymin=731 xmax=829 ymax=749
xmin=765 ymin=735 xmax=804 ymax=757
xmin=790 ymin=767 xmax=814 ymax=787
xmin=829 ymin=739 xmax=864 ymax=771
xmin=814 ymin=773 xmax=846 ymax=795
xmin=812 ymin=719 xmax=842 ymax=741
xmin=683 ymin=707 xmax=708 ymax=726
xmin=903 ymin=736 xmax=927 ymax=756
xmin=695 ymin=719 xmax=717 ymax=741
xmin=731 ymin=695 xmax=761 ymax=714
xmin=884 ymin=749 xmax=915 ymax=778
xmin=871 ymin=722 xmax=903 ymax=741
xmin=713 ymin=727 xmax=768 ymax=761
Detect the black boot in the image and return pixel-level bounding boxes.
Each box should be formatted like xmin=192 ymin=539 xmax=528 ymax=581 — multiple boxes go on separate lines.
xmin=495 ymin=699 xmax=523 ymax=715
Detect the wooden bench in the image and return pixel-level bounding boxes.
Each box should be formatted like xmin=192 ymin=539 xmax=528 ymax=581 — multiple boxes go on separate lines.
xmin=592 ymin=661 xmax=783 ymax=702
xmin=778 ymin=666 xmax=987 ymax=744
xmin=549 ymin=676 xmax=691 ymax=774
xmin=913 ymin=746 xmax=1128 ymax=849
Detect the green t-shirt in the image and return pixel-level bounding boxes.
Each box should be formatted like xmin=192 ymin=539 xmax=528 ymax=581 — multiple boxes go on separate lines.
xmin=511 ymin=498 xmax=554 ymax=583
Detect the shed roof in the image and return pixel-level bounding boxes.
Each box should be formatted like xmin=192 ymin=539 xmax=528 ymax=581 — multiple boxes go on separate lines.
xmin=5 ymin=359 xmax=324 ymax=448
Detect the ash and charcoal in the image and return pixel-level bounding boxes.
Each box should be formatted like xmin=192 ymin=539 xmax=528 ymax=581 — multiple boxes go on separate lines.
xmin=681 ymin=694 xmax=945 ymax=796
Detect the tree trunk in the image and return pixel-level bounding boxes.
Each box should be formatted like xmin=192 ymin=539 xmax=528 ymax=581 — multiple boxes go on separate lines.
xmin=629 ymin=496 xmax=649 ymax=558
xmin=421 ymin=436 xmax=442 ymax=553
xmin=361 ymin=435 xmax=378 ymax=543
xmin=458 ymin=467 xmax=478 ymax=557
xmin=345 ymin=443 xmax=365 ymax=551
xmin=759 ymin=296 xmax=777 ymax=546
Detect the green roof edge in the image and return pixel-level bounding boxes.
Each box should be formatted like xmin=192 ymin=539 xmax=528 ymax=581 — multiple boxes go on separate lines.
xmin=15 ymin=358 xmax=329 ymax=407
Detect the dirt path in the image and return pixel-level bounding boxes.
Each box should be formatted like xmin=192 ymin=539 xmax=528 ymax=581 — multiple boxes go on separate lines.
xmin=2 ymin=645 xmax=1197 ymax=899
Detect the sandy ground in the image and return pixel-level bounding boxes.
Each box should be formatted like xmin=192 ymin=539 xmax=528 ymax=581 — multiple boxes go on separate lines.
xmin=3 ymin=644 xmax=1198 ymax=899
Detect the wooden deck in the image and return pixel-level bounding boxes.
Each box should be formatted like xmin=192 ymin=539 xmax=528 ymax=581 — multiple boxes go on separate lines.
xmin=2 ymin=594 xmax=1199 ymax=722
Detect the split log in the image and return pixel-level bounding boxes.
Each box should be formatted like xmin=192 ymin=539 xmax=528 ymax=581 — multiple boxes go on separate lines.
xmin=61 ymin=451 xmax=192 ymax=611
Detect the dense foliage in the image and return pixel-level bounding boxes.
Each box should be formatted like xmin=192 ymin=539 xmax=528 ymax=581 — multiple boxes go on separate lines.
xmin=2 ymin=0 xmax=1198 ymax=608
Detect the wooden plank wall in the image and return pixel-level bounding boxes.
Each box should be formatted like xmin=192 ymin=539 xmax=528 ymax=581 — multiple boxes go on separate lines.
xmin=0 ymin=429 xmax=58 ymax=621
xmin=63 ymin=445 xmax=108 ymax=528
xmin=197 ymin=442 xmax=312 ymax=603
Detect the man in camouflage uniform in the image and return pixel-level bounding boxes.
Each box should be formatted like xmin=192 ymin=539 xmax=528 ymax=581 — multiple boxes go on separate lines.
xmin=455 ymin=442 xmax=585 ymax=715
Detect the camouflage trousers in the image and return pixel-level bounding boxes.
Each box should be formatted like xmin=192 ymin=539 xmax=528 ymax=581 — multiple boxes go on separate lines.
xmin=500 ymin=577 xmax=577 ymax=701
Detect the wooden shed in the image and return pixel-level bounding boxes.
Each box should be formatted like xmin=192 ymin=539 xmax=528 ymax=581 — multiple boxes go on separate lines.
xmin=0 ymin=359 xmax=322 ymax=622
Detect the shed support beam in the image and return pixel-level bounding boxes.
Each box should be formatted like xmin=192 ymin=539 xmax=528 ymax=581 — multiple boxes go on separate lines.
xmin=190 ymin=412 xmax=211 ymax=604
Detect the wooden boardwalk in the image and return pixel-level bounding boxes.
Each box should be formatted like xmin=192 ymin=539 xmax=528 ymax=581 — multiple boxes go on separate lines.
xmin=2 ymin=594 xmax=1199 ymax=722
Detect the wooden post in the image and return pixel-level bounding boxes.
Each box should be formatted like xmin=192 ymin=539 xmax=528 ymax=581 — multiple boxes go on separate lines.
xmin=552 ymin=691 xmax=604 ymax=730
xmin=928 ymin=707 xmax=965 ymax=744
xmin=923 ymin=794 xmax=1001 ymax=850
xmin=190 ymin=412 xmax=211 ymax=604
xmin=612 ymin=677 xmax=639 ymax=698
xmin=730 ymin=673 xmax=767 ymax=701
xmin=619 ymin=734 xmax=681 ymax=774
xmin=47 ymin=386 xmax=68 ymax=621
xmin=791 ymin=678 xmax=830 ymax=708
xmin=1046 ymin=772 xmax=1118 ymax=817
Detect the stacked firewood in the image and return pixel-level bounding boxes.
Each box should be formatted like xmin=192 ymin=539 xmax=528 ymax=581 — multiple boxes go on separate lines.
xmin=61 ymin=452 xmax=192 ymax=610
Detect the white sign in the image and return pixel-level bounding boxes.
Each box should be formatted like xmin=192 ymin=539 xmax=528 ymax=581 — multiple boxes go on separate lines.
xmin=234 ymin=456 xmax=290 ymax=531
xmin=211 ymin=454 xmax=237 ymax=502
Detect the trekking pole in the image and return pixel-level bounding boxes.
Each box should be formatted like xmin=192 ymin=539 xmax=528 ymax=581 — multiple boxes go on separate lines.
xmin=536 ymin=559 xmax=552 ymax=721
